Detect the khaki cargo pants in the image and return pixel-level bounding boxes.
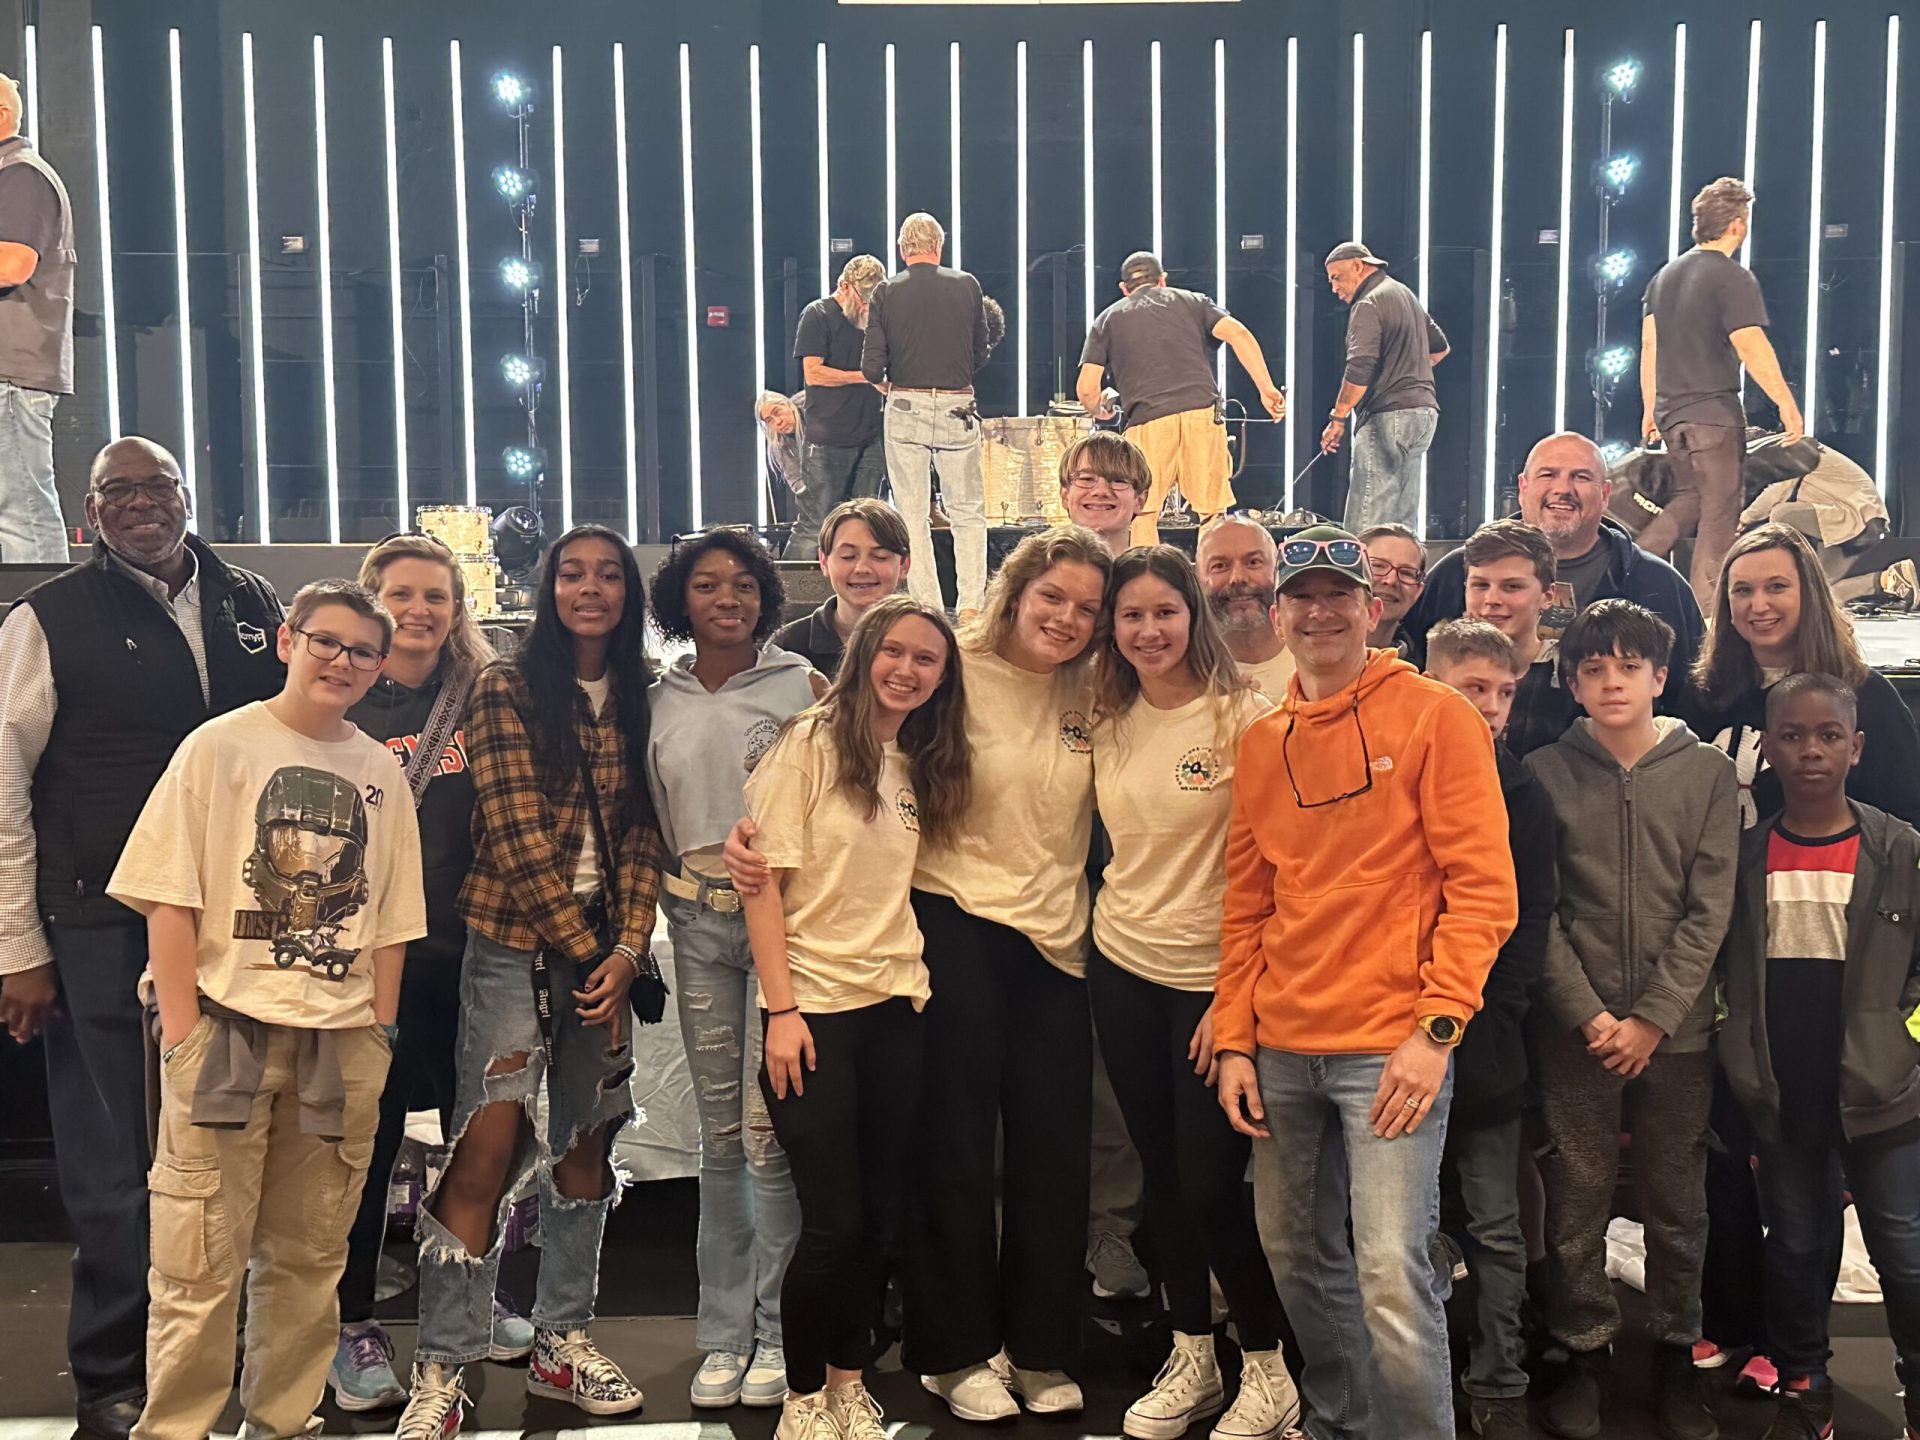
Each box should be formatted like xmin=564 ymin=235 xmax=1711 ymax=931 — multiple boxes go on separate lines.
xmin=133 ymin=1019 xmax=390 ymax=1440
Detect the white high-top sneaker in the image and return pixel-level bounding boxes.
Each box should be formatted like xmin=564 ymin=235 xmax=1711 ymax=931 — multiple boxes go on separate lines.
xmin=1212 ymin=1347 xmax=1302 ymax=1440
xmin=1124 ymin=1332 xmax=1225 ymax=1440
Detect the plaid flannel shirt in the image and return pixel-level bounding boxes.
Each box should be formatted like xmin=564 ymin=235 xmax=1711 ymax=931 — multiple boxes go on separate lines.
xmin=458 ymin=663 xmax=663 ymax=964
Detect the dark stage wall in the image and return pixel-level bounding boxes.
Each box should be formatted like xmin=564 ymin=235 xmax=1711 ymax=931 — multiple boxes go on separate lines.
xmin=4 ymin=0 xmax=1913 ymax=545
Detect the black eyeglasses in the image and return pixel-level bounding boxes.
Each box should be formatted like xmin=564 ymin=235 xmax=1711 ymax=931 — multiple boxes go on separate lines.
xmin=1281 ymin=686 xmax=1374 ymax=808
xmin=1367 ymin=557 xmax=1427 ymax=588
xmin=91 ymin=477 xmax=183 ymax=508
xmin=293 ymin=628 xmax=387 ymax=672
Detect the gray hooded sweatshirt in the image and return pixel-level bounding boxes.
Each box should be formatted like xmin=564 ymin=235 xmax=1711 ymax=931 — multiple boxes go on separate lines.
xmin=1525 ymin=715 xmax=1740 ymax=1052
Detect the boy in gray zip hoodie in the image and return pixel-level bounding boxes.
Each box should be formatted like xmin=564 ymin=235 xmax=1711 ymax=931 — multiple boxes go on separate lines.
xmin=1718 ymin=672 xmax=1920 ymax=1440
xmin=1524 ymin=600 xmax=1739 ymax=1440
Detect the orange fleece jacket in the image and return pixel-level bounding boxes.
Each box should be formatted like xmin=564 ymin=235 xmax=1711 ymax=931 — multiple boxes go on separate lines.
xmin=1215 ymin=649 xmax=1517 ymax=1058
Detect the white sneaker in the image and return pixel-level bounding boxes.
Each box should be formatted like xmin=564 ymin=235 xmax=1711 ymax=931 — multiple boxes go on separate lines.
xmin=1212 ymin=1348 xmax=1302 ymax=1440
xmin=1125 ymin=1333 xmax=1224 ymax=1439
xmin=989 ymin=1350 xmax=1085 ymax=1414
xmin=395 ymin=1362 xmax=468 ymax=1440
xmin=830 ymin=1379 xmax=888 ymax=1440
xmin=742 ymin=1342 xmax=789 ymax=1407
xmin=775 ymin=1389 xmax=843 ymax=1440
xmin=921 ymin=1362 xmax=1020 ymax=1422
xmin=690 ymin=1351 xmax=749 ymax=1408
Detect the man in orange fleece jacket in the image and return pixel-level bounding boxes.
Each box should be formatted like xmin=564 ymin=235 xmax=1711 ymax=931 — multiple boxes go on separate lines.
xmin=1214 ymin=524 xmax=1516 ymax=1440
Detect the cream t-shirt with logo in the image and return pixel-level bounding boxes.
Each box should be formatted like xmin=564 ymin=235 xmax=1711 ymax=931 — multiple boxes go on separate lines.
xmin=108 ymin=702 xmax=428 ymax=1029
xmin=911 ymin=646 xmax=1096 ymax=976
xmin=1240 ymin=648 xmax=1297 ymax=699
xmin=744 ymin=715 xmax=928 ymax=1014
xmin=1093 ymin=688 xmax=1273 ymax=989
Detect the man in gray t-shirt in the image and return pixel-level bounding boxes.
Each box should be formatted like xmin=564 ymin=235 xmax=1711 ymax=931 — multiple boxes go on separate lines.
xmin=1076 ymin=252 xmax=1285 ymax=547
xmin=1638 ymin=176 xmax=1804 ymax=607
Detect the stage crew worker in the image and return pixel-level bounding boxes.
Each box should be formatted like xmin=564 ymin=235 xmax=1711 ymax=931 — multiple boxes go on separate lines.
xmin=1076 ymin=252 xmax=1286 ymax=549
xmin=0 ymin=437 xmax=285 ymax=1440
xmin=1321 ymin=242 xmax=1449 ymax=534
xmin=862 ymin=213 xmax=991 ymax=619
xmin=0 ymin=71 xmax=77 ymax=563
xmin=789 ymin=257 xmax=889 ymax=560
xmin=1639 ymin=177 xmax=1806 ymax=608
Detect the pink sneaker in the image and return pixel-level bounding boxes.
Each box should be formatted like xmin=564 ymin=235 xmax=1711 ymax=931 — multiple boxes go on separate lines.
xmin=1735 ymin=1353 xmax=1780 ymax=1395
xmin=1689 ymin=1340 xmax=1729 ymax=1369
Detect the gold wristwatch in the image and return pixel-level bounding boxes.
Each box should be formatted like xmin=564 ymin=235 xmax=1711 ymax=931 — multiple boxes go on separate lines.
xmin=1418 ymin=1014 xmax=1465 ymax=1047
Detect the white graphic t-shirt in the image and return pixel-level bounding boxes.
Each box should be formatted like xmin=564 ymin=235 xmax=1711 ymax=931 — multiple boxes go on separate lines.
xmin=109 ymin=702 xmax=428 ymax=1029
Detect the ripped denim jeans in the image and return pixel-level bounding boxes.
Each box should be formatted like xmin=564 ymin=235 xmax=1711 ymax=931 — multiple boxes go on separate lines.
xmin=665 ymin=890 xmax=801 ymax=1353
xmin=414 ymin=931 xmax=636 ymax=1365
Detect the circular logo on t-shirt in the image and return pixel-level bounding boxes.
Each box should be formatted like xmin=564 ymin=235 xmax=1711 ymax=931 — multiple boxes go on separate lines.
xmin=743 ymin=718 xmax=782 ymax=767
xmin=1059 ymin=709 xmax=1093 ymax=754
xmin=895 ymin=787 xmax=921 ymax=832
xmin=1175 ymin=746 xmax=1220 ymax=792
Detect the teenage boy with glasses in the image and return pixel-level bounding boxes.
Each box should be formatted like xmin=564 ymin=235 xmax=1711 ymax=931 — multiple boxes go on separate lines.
xmin=1214 ymin=524 xmax=1516 ymax=1440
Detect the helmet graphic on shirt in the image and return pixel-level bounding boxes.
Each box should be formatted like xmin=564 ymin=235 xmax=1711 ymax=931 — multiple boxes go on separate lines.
xmin=234 ymin=766 xmax=370 ymax=982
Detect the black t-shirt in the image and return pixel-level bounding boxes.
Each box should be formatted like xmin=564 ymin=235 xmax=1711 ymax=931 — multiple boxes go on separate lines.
xmin=1642 ymin=248 xmax=1771 ymax=430
xmin=1081 ymin=285 xmax=1227 ymax=429
xmin=793 ymin=297 xmax=881 ymax=448
xmin=1555 ymin=539 xmax=1614 ymax=610
xmin=0 ymin=163 xmax=62 ymax=263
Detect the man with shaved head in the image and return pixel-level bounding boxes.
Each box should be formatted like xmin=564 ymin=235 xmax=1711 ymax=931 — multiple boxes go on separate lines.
xmin=1402 ymin=430 xmax=1703 ymax=686
xmin=0 ymin=70 xmax=76 ymax=562
xmin=0 ymin=437 xmax=285 ymax=1440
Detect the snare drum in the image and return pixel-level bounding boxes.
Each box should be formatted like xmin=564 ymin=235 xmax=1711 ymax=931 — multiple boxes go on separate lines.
xmin=416 ymin=504 xmax=493 ymax=557
xmin=457 ymin=553 xmax=500 ymax=618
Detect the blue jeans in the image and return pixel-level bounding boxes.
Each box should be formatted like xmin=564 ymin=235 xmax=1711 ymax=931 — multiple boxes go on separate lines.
xmin=1251 ymin=1049 xmax=1455 ymax=1440
xmin=0 ymin=379 xmax=66 ymax=563
xmin=884 ymin=392 xmax=985 ymax=613
xmin=1342 ymin=407 xmax=1438 ymax=534
xmin=665 ymin=889 xmax=801 ymax=1353
xmin=1755 ymin=1129 xmax=1920 ymax=1425
xmin=1443 ymin=1117 xmax=1529 ymax=1400
xmin=414 ymin=931 xmax=636 ymax=1364
xmin=785 ymin=438 xmax=886 ymax=559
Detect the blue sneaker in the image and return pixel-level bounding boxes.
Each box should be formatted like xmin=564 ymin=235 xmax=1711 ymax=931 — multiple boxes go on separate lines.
xmin=329 ymin=1321 xmax=408 ymax=1412
xmin=489 ymin=1296 xmax=536 ymax=1362
xmin=690 ymin=1351 xmax=749 ymax=1408
xmin=741 ymin=1343 xmax=789 ymax=1408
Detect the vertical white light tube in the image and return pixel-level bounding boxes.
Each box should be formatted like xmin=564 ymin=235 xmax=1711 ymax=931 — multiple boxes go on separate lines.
xmin=1802 ymin=19 xmax=1827 ymax=432
xmin=1083 ymin=40 xmax=1094 ymax=337
xmin=1669 ymin=25 xmax=1687 ymax=261
xmin=1016 ymin=40 xmax=1028 ymax=418
xmin=950 ymin=43 xmax=962 ymax=268
xmin=1215 ymin=37 xmax=1227 ymax=391
xmin=1553 ymin=29 xmax=1574 ymax=433
xmin=885 ymin=44 xmax=897 ymax=276
xmin=313 ymin=36 xmax=341 ymax=542
xmin=748 ymin=44 xmax=767 ymax=525
xmin=615 ymin=43 xmax=640 ymax=535
xmin=1742 ymin=21 xmax=1761 ymax=268
xmin=242 ymin=33 xmax=270 ymax=540
xmin=551 ymin=46 xmax=573 ymax=531
xmin=22 ymin=24 xmax=37 ymax=141
xmin=1417 ymin=29 xmax=1432 ymax=525
xmin=90 ymin=25 xmax=119 ymax=441
xmin=817 ymin=43 xmax=829 ymax=297
xmin=1876 ymin=16 xmax=1900 ymax=493
xmin=680 ymin=43 xmax=703 ymax=528
xmin=1350 ymin=32 xmax=1363 ymax=242
xmin=1484 ymin=23 xmax=1509 ymax=523
xmin=1284 ymin=37 xmax=1298 ymax=507
xmin=1150 ymin=40 xmax=1163 ymax=259
xmin=168 ymin=29 xmax=197 ymax=528
xmin=382 ymin=38 xmax=410 ymax=528
xmin=450 ymin=41 xmax=476 ymax=504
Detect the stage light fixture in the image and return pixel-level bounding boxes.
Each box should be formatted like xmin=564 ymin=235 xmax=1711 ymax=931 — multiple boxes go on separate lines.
xmin=1150 ymin=40 xmax=1163 ymax=259
xmin=816 ymin=43 xmax=829 ymax=299
xmin=1604 ymin=59 xmax=1640 ymax=100
xmin=242 ymin=31 xmax=270 ymax=540
xmin=383 ymin=37 xmax=410 ymax=529
xmin=451 ymin=40 xmax=477 ymax=504
xmin=1592 ymin=344 xmax=1634 ymax=380
xmin=1553 ymin=29 xmax=1574 ymax=433
xmin=1599 ymin=154 xmax=1638 ymax=196
xmin=91 ymin=26 xmax=120 ymax=440
xmin=551 ymin=44 xmax=573 ymax=531
xmin=885 ymin=44 xmax=898 ymax=276
xmin=1016 ymin=39 xmax=1028 ymax=419
xmin=1876 ymin=15 xmax=1900 ymax=493
xmin=616 ymin=41 xmax=640 ymax=536
xmin=500 ymin=354 xmax=545 ymax=388
xmin=1083 ymin=40 xmax=1094 ymax=338
xmin=168 ymin=29 xmax=199 ymax=529
xmin=681 ymin=42 xmax=704 ymax=528
xmin=950 ymin=42 xmax=962 ymax=270
xmin=1284 ymin=35 xmax=1299 ymax=506
xmin=1803 ymin=19 xmax=1827 ymax=432
xmin=1599 ymin=440 xmax=1631 ymax=466
xmin=313 ymin=35 xmax=341 ymax=541
xmin=1742 ymin=22 xmax=1761 ymax=269
xmin=1483 ymin=23 xmax=1509 ymax=522
xmin=748 ymin=43 xmax=766 ymax=527
xmin=23 ymin=24 xmax=37 ymax=141
xmin=1668 ymin=26 xmax=1687 ymax=261
xmin=492 ymin=164 xmax=533 ymax=203
xmin=499 ymin=256 xmax=540 ymax=291
xmin=492 ymin=72 xmax=528 ymax=109
xmin=1416 ymin=28 xmax=1432 ymax=524
xmin=1215 ymin=37 xmax=1227 ymax=391
xmin=1595 ymin=249 xmax=1636 ymax=289
xmin=502 ymin=444 xmax=547 ymax=482
xmin=1350 ymin=32 xmax=1364 ymax=242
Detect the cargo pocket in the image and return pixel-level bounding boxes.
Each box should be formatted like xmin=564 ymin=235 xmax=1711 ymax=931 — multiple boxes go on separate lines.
xmin=148 ymin=1157 xmax=234 ymax=1285
xmin=304 ymin=1136 xmax=377 ymax=1252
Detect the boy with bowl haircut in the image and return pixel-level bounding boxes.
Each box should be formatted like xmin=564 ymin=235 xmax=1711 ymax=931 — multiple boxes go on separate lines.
xmin=1423 ymin=618 xmax=1556 ymax=1440
xmin=1524 ymin=599 xmax=1738 ymax=1440
xmin=773 ymin=498 xmax=912 ymax=676
xmin=1057 ymin=430 xmax=1151 ymax=557
xmin=1718 ymin=672 xmax=1920 ymax=1440
xmin=109 ymin=579 xmax=427 ymax=1440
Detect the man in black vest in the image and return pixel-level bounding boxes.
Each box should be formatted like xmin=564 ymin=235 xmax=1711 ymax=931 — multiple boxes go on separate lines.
xmin=0 ymin=71 xmax=77 ymax=562
xmin=0 ymin=437 xmax=285 ymax=1440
